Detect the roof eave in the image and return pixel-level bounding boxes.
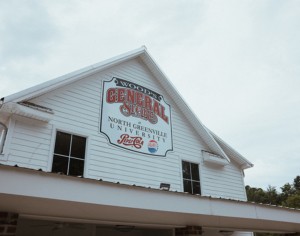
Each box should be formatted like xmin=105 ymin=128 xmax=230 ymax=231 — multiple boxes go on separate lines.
xmin=2 ymin=46 xmax=147 ymax=104
xmin=140 ymin=50 xmax=231 ymax=161
xmin=208 ymin=129 xmax=254 ymax=169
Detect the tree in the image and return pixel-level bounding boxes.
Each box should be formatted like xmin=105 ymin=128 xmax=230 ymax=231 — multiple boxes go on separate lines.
xmin=280 ymin=183 xmax=295 ymax=203
xmin=245 ymin=186 xmax=268 ymax=204
xmin=246 ymin=176 xmax=300 ymax=236
xmin=285 ymin=194 xmax=300 ymax=209
xmin=265 ymin=185 xmax=279 ymax=205
xmin=281 ymin=183 xmax=294 ymax=195
xmin=245 ymin=175 xmax=300 ymax=209
xmin=293 ymin=176 xmax=300 ymax=191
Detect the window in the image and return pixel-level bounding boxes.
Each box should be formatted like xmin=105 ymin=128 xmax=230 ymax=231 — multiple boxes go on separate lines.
xmin=0 ymin=123 xmax=7 ymax=154
xmin=182 ymin=161 xmax=201 ymax=194
xmin=52 ymin=131 xmax=86 ymax=176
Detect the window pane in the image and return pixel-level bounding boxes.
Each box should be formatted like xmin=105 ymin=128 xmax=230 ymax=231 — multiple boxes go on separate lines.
xmin=54 ymin=131 xmax=71 ymax=156
xmin=183 ymin=179 xmax=192 ymax=194
xmin=52 ymin=155 xmax=68 ymax=175
xmin=71 ymin=135 xmax=86 ymax=159
xmin=191 ymin=163 xmax=200 ymax=181
xmin=182 ymin=161 xmax=191 ymax=179
xmin=192 ymin=181 xmax=201 ymax=195
xmin=69 ymin=158 xmax=84 ymax=176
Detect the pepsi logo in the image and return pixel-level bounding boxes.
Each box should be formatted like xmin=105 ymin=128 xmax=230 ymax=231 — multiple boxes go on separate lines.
xmin=148 ymin=140 xmax=158 ymax=153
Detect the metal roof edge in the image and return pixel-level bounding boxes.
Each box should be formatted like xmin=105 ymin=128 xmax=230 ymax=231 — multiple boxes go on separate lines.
xmin=208 ymin=129 xmax=254 ymax=169
xmin=0 ymin=164 xmax=297 ymax=212
xmin=2 ymin=46 xmax=146 ymax=104
xmin=1 ymin=164 xmax=299 ymax=233
xmin=140 ymin=50 xmax=230 ymax=161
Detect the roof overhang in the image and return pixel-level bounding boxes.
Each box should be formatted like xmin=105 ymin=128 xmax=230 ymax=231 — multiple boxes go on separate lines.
xmin=208 ymin=129 xmax=254 ymax=169
xmin=1 ymin=47 xmax=147 ymax=104
xmin=0 ymin=102 xmax=53 ymax=122
xmin=0 ymin=165 xmax=299 ymax=233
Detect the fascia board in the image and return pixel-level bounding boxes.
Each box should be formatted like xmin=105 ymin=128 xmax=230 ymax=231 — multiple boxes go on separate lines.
xmin=208 ymin=129 xmax=254 ymax=169
xmin=141 ymin=50 xmax=230 ymax=161
xmin=2 ymin=46 xmax=147 ymax=104
xmin=0 ymin=102 xmax=53 ymax=122
xmin=202 ymin=151 xmax=230 ymax=166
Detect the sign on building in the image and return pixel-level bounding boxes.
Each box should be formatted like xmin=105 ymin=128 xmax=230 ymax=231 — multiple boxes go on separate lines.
xmin=100 ymin=77 xmax=173 ymax=157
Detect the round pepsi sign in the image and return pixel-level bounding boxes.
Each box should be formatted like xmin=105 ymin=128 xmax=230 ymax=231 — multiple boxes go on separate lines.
xmin=148 ymin=140 xmax=158 ymax=153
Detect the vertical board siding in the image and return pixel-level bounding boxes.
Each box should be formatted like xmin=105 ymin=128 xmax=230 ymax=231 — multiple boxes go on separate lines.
xmin=4 ymin=58 xmax=246 ymax=199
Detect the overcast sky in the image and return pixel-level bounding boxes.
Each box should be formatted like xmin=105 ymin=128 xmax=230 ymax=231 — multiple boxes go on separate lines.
xmin=1 ymin=0 xmax=299 ymax=190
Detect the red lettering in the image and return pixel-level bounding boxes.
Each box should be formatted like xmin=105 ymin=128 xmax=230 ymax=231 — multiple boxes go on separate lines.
xmin=153 ymin=100 xmax=160 ymax=116
xmin=120 ymin=102 xmax=131 ymax=117
xmin=127 ymin=90 xmax=135 ymax=104
xmin=117 ymin=134 xmax=144 ymax=149
xmin=136 ymin=92 xmax=143 ymax=106
xmin=160 ymin=105 xmax=169 ymax=123
xmin=144 ymin=95 xmax=152 ymax=110
xmin=117 ymin=88 xmax=125 ymax=102
xmin=106 ymin=88 xmax=116 ymax=103
xmin=106 ymin=87 xmax=169 ymax=124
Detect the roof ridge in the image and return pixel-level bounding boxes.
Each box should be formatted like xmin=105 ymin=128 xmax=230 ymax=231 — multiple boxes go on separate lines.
xmin=1 ymin=46 xmax=251 ymax=168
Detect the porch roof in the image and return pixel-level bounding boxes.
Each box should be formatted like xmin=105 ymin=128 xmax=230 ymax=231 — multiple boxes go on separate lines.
xmin=0 ymin=165 xmax=299 ymax=233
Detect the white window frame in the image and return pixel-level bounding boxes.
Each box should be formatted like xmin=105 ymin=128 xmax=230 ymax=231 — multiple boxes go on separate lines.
xmin=181 ymin=160 xmax=201 ymax=195
xmin=48 ymin=126 xmax=89 ymax=177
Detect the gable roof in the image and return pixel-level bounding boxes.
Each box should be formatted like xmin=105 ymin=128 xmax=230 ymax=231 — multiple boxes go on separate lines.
xmin=0 ymin=46 xmax=253 ymax=169
xmin=208 ymin=128 xmax=253 ymax=169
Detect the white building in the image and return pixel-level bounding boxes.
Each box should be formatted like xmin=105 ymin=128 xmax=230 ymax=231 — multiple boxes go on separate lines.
xmin=0 ymin=47 xmax=299 ymax=236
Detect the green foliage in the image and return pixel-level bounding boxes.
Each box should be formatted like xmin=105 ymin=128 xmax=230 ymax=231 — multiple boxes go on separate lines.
xmin=293 ymin=176 xmax=300 ymax=191
xmin=284 ymin=194 xmax=300 ymax=208
xmin=246 ymin=175 xmax=300 ymax=209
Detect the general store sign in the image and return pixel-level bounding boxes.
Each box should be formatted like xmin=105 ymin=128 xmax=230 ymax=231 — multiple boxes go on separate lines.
xmin=100 ymin=77 xmax=173 ymax=156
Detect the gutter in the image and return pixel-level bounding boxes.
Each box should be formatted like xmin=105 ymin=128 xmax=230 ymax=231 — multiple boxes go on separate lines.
xmin=0 ymin=102 xmax=53 ymax=122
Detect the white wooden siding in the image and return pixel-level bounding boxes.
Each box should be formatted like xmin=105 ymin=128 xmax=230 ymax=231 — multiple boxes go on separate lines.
xmin=3 ymin=119 xmax=52 ymax=169
xmin=201 ymin=161 xmax=247 ymax=200
xmin=2 ymin=58 xmax=247 ymax=200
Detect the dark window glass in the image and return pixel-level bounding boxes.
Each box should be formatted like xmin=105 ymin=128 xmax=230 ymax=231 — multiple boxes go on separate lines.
xmin=54 ymin=132 xmax=71 ymax=156
xmin=182 ymin=161 xmax=201 ymax=195
xmin=193 ymin=181 xmax=201 ymax=195
xmin=182 ymin=161 xmax=191 ymax=179
xmin=191 ymin=163 xmax=200 ymax=181
xmin=183 ymin=179 xmax=192 ymax=194
xmin=52 ymin=155 xmax=68 ymax=175
xmin=71 ymin=135 xmax=86 ymax=159
xmin=69 ymin=158 xmax=84 ymax=176
xmin=52 ymin=131 xmax=86 ymax=176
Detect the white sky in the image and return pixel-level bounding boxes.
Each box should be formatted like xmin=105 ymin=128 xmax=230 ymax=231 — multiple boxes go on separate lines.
xmin=0 ymin=0 xmax=299 ymax=191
